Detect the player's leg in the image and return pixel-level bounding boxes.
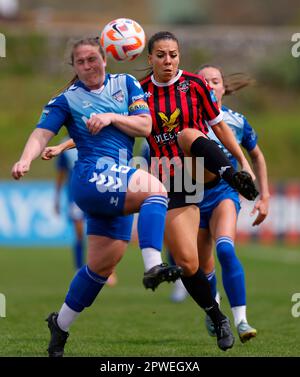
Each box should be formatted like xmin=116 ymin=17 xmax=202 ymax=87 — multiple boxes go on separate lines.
xmin=46 ymin=232 xmax=129 ymax=357
xmin=197 ymin=228 xmax=220 ymax=337
xmin=69 ymin=202 xmax=85 ymax=270
xmin=164 ymin=205 xmax=234 ymax=351
xmin=72 ymin=218 xmax=85 ymax=269
xmin=124 ymin=169 xmax=182 ymax=290
xmin=167 ymin=250 xmax=188 ymax=303
xmin=177 ymin=128 xmax=258 ymax=200
xmin=210 ymin=199 xmax=257 ymax=343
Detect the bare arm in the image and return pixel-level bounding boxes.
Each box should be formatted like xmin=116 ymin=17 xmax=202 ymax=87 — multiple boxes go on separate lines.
xmin=248 ymin=145 xmax=270 ymax=226
xmin=11 ymin=128 xmax=55 ymax=180
xmin=212 ymin=120 xmax=255 ymax=179
xmin=86 ymin=113 xmax=152 ymax=138
xmin=41 ymin=138 xmax=76 ymax=160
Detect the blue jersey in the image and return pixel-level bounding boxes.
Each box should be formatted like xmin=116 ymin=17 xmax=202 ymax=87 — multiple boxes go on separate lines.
xmin=36 ymin=74 xmax=149 ymax=237
xmin=207 ymin=105 xmax=258 ymax=169
xmin=37 ymin=73 xmax=149 ymax=166
xmin=199 ymin=106 xmax=258 ymax=228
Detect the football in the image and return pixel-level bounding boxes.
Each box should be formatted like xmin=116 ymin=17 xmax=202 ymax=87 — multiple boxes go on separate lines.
xmin=100 ymin=18 xmax=146 ymax=62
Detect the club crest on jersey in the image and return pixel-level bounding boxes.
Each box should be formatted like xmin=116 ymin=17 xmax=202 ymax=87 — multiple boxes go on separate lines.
xmin=177 ymin=80 xmax=190 ymax=93
xmin=158 ymin=108 xmax=181 ymax=132
xmin=112 ymin=89 xmax=125 ymax=103
xmin=82 ymin=101 xmax=92 ymax=108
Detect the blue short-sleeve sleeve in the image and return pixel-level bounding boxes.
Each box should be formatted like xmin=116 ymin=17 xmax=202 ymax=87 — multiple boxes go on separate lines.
xmin=241 ymin=117 xmax=258 ymax=152
xmin=126 ymin=74 xmax=150 ymax=116
xmin=36 ymin=94 xmax=70 ymax=135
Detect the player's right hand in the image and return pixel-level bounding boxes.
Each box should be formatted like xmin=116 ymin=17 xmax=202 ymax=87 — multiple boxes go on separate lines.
xmin=11 ymin=160 xmax=30 ymax=180
xmin=41 ymin=146 xmax=61 ymax=160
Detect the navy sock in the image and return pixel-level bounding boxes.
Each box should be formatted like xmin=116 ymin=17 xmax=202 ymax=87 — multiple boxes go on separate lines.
xmin=181 ymin=268 xmax=225 ymax=324
xmin=138 ymin=195 xmax=168 ymax=251
xmin=216 ymin=236 xmax=246 ymax=307
xmin=65 ymin=265 xmax=107 ymax=312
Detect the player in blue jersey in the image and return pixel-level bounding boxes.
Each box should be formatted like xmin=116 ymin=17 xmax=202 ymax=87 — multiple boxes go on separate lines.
xmin=54 ymin=143 xmax=85 ymax=270
xmin=11 ymin=37 xmax=182 ymax=357
xmin=195 ymin=65 xmax=270 ymax=343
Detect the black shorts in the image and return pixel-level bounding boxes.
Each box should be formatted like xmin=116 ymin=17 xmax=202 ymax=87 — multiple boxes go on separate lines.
xmin=167 ymin=176 xmax=220 ymax=210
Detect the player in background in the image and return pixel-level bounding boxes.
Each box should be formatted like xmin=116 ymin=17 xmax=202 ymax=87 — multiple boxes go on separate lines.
xmin=55 ymin=143 xmax=85 ymax=271
xmin=12 ymin=37 xmax=180 ymax=357
xmin=196 ymin=65 xmax=270 ymax=343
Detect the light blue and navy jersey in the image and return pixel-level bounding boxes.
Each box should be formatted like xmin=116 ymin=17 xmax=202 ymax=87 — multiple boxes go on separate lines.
xmin=37 ymin=74 xmax=150 ymax=167
xmin=56 ymin=147 xmax=78 ymax=202
xmin=207 ymin=105 xmax=258 ymax=169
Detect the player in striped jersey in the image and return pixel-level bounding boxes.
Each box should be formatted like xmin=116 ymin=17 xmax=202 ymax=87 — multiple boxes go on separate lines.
xmin=195 ymin=65 xmax=270 ymax=343
xmin=138 ymin=31 xmax=259 ymax=351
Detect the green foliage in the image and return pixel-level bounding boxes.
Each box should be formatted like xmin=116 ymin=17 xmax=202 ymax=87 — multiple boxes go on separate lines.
xmin=256 ymin=49 xmax=300 ymax=89
xmin=0 ymin=33 xmax=48 ymax=76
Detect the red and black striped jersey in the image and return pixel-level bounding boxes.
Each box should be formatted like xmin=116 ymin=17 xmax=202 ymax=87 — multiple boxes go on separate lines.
xmin=140 ymin=69 xmax=223 ymax=179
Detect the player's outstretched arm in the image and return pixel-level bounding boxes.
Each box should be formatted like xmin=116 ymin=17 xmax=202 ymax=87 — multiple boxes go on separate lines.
xmin=41 ymin=138 xmax=76 ymax=160
xmin=12 ymin=128 xmax=55 ymax=180
xmin=248 ymin=145 xmax=270 ymax=226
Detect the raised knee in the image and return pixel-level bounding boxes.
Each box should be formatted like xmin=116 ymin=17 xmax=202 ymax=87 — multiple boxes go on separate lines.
xmin=177 ymin=129 xmax=205 ymax=155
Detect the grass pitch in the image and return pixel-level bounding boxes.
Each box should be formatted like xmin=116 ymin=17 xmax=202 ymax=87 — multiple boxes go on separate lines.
xmin=0 ymin=242 xmax=299 ymax=357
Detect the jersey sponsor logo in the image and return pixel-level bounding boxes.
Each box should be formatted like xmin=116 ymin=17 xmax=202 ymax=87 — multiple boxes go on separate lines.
xmin=112 ymin=89 xmax=125 ymax=103
xmin=129 ymin=100 xmax=149 ymax=113
xmin=177 ymin=80 xmax=190 ymax=93
xmin=158 ymin=108 xmax=181 ymax=132
xmin=154 ymin=130 xmax=178 ymax=145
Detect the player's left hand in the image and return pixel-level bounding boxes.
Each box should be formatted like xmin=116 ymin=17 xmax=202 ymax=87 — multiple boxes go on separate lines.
xmin=250 ymin=196 xmax=269 ymax=226
xmin=86 ymin=113 xmax=113 ymax=135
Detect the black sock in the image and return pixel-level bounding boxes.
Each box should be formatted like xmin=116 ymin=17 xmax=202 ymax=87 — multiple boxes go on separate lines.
xmin=181 ymin=268 xmax=226 ymax=325
xmin=190 ymin=136 xmax=236 ymax=186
